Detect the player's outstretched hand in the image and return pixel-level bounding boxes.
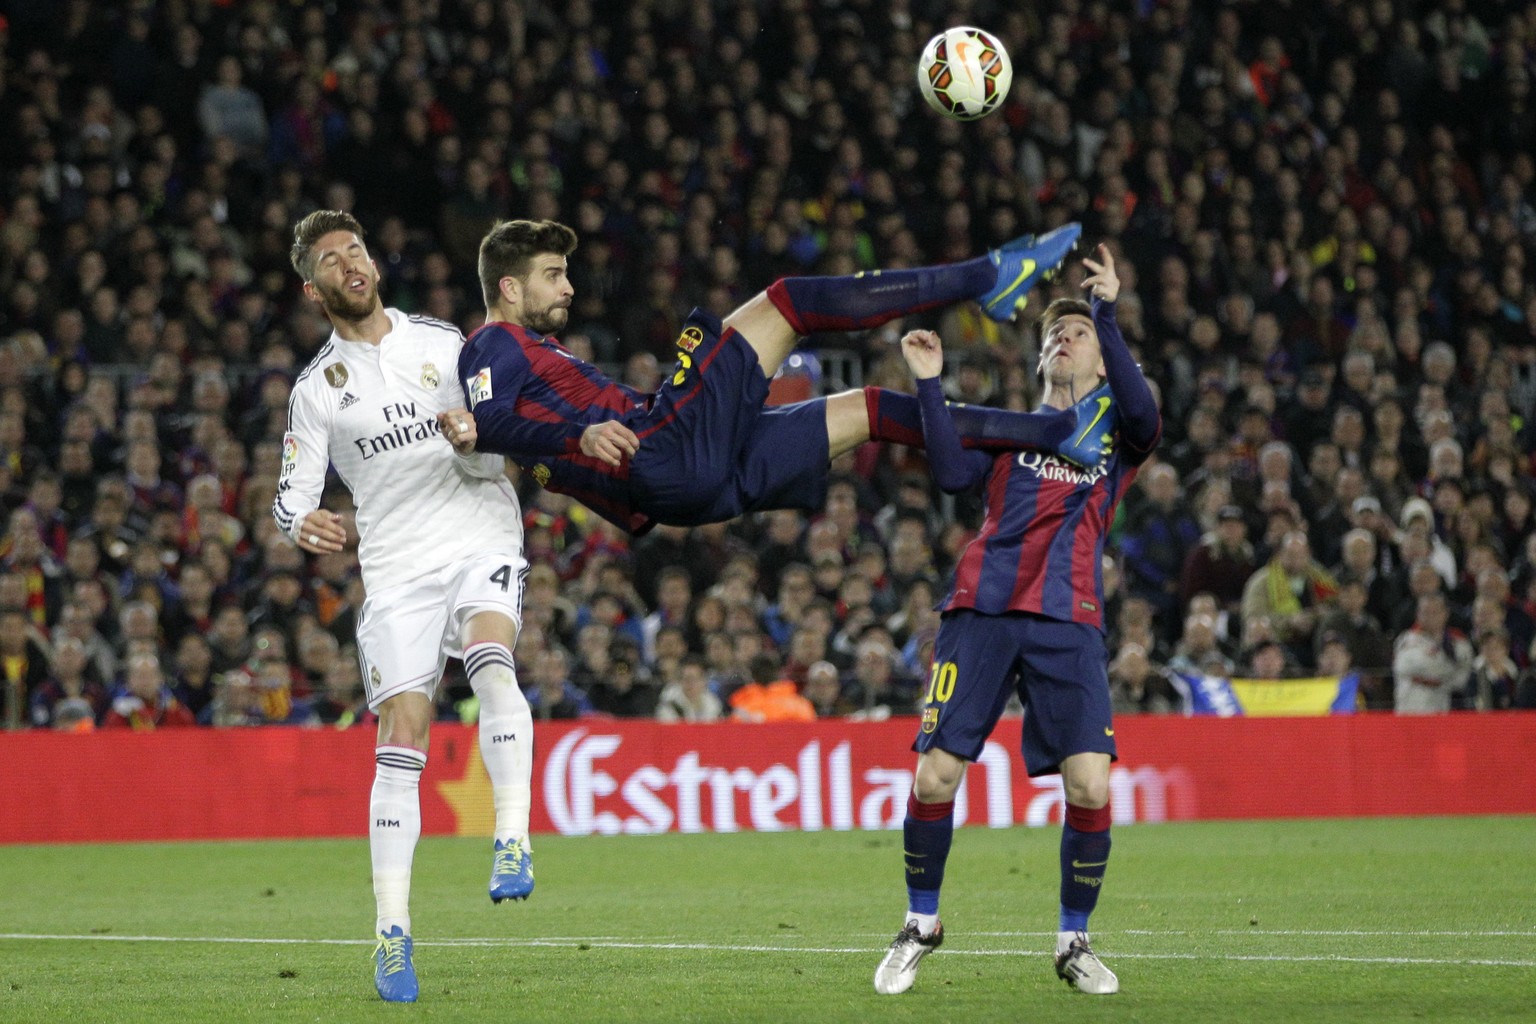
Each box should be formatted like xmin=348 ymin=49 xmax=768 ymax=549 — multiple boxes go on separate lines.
xmin=900 ymin=329 xmax=945 ymax=381
xmin=1081 ymin=243 xmax=1120 ymax=303
xmin=437 ymin=409 xmax=479 ymax=454
xmin=581 ymin=420 xmax=640 ymax=467
xmin=296 ymin=509 xmax=346 ymax=554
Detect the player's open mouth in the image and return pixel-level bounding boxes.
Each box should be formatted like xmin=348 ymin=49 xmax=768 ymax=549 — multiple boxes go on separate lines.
xmin=347 ymin=276 xmax=368 ymax=291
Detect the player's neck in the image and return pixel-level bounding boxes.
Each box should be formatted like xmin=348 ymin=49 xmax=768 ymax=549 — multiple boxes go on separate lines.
xmin=486 ymin=303 xmax=525 ymax=329
xmin=330 ymin=305 xmax=393 ymax=346
xmin=1040 ymin=375 xmax=1103 ymax=410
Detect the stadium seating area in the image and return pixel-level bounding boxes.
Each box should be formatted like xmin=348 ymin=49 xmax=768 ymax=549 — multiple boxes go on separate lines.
xmin=1 ymin=0 xmax=1534 ymax=731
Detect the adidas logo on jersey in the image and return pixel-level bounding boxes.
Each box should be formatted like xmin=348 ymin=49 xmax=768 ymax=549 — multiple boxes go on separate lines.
xmin=339 ymin=391 xmax=360 ymax=410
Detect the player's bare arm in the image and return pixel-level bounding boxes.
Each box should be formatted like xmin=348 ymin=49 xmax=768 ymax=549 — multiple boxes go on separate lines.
xmin=296 ymin=509 xmax=346 ymax=554
xmin=436 ymin=409 xmax=478 ymax=455
xmin=581 ymin=420 xmax=640 ymax=467
xmin=1081 ymin=244 xmax=1120 ymax=302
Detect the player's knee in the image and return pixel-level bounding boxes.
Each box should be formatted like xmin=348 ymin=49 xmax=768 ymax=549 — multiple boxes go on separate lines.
xmin=913 ymin=751 xmax=965 ymax=803
xmin=1063 ymin=773 xmax=1109 ymax=809
xmin=377 ymin=694 xmax=433 ymax=750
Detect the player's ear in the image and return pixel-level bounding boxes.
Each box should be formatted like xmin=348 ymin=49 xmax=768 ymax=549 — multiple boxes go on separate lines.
xmin=499 ymin=275 xmax=521 ymax=306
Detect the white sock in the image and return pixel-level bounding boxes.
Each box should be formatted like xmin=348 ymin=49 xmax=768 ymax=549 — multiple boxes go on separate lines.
xmin=906 ymin=912 xmax=940 ymax=937
xmin=372 ymin=745 xmax=426 ymax=934
xmin=466 ymin=642 xmax=533 ymax=845
xmin=1057 ymin=929 xmax=1087 ymax=954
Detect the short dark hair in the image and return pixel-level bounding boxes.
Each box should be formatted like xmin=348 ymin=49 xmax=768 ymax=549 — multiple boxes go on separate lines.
xmin=1037 ymin=297 xmax=1092 ymax=341
xmin=290 ymin=210 xmax=365 ymax=281
xmin=478 ymin=219 xmax=578 ymax=307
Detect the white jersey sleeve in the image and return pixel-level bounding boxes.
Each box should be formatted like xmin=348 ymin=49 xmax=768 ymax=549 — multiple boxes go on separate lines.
xmin=273 ymin=366 xmax=333 ymax=543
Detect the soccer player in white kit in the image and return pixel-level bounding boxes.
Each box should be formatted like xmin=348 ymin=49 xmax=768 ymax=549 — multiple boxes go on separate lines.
xmin=272 ymin=210 xmax=534 ymax=1003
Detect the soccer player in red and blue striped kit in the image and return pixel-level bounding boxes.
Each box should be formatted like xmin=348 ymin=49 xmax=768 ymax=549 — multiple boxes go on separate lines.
xmin=874 ymin=244 xmax=1161 ymax=997
xmin=448 ymin=219 xmax=1120 ymax=534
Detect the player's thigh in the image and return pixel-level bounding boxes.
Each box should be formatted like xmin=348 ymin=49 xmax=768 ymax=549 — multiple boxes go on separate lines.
xmin=1016 ymin=618 xmax=1115 ymax=777
xmin=913 ymin=610 xmax=1022 ymax=761
xmin=444 ymin=549 xmax=528 ymax=652
xmin=721 ymin=290 xmax=797 ymax=377
xmin=357 ymin=573 xmax=454 ymax=711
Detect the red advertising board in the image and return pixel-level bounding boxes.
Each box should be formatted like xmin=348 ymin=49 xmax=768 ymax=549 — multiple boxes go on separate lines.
xmin=3 ymin=714 xmax=1534 ymax=845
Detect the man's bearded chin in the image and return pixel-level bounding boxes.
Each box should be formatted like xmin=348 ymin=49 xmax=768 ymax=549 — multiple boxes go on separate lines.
xmin=527 ymin=305 xmax=569 ymax=335
xmin=318 ymin=280 xmax=377 ymax=321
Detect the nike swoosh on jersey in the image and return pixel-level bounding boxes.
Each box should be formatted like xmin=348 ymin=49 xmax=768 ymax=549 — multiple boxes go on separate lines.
xmin=1074 ymin=396 xmax=1113 ymax=446
xmin=1071 ymin=859 xmax=1109 ymax=869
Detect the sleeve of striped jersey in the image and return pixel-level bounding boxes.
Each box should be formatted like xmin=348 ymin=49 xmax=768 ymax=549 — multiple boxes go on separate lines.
xmin=916 ymin=377 xmax=992 ymax=493
xmin=466 ymin=342 xmax=586 ymax=458
xmin=1093 ymin=298 xmax=1162 ymax=461
xmin=272 ymin=380 xmax=328 ymax=543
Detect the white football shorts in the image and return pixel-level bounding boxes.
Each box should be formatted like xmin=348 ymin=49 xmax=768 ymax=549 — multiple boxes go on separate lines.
xmin=357 ymin=549 xmax=528 ymax=710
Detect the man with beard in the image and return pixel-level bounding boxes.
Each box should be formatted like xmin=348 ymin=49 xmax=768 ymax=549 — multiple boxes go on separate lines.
xmin=271 ymin=211 xmax=533 ymax=1003
xmin=452 ymin=219 xmax=1105 ymax=535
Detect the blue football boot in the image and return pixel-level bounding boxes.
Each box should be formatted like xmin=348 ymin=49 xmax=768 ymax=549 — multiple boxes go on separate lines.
xmin=373 ymin=925 xmax=418 ymax=1003
xmin=978 ymin=222 xmax=1083 ymax=322
xmin=1056 ymin=385 xmax=1118 ymax=468
xmin=489 ymin=837 xmax=534 ymax=903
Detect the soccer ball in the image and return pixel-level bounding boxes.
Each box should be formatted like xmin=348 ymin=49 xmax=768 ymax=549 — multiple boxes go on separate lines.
xmin=917 ymin=26 xmax=1013 ymax=121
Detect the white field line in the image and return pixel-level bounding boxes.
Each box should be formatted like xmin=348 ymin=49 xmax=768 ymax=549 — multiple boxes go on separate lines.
xmin=0 ymin=932 xmax=1532 ymax=968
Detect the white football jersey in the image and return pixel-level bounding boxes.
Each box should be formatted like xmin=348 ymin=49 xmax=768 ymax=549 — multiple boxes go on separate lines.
xmin=273 ymin=309 xmax=524 ymax=591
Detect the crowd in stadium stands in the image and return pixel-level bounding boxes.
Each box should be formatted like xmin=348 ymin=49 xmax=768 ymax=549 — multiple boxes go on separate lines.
xmin=1 ymin=0 xmax=1535 ymax=733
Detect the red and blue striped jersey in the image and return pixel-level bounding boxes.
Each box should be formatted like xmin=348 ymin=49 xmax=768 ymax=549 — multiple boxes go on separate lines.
xmin=942 ymin=446 xmax=1139 ymax=628
xmin=459 ymin=321 xmax=655 ymax=533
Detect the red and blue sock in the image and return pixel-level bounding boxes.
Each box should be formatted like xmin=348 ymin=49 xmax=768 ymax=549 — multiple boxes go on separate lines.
xmin=904 ymin=794 xmax=955 ymax=917
xmin=768 ymin=258 xmax=995 ymax=336
xmin=1059 ymin=802 xmax=1112 ymax=932
xmin=864 ymin=387 xmax=1076 ymax=450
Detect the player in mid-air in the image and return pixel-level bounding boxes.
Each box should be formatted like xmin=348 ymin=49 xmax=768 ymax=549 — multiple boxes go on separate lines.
xmin=273 ymin=211 xmax=537 ymax=1003
xmin=874 ymin=244 xmax=1160 ymax=996
xmin=447 ymin=218 xmax=1114 ymax=535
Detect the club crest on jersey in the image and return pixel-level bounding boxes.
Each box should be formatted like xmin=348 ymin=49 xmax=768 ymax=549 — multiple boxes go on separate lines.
xmin=921 ymin=707 xmax=940 ymax=733
xmin=324 ymin=363 xmax=349 ymax=388
xmin=370 ymin=667 xmax=381 ymax=688
xmin=281 ymin=434 xmax=299 ymax=477
xmin=676 ymin=326 xmax=704 ymax=353
xmin=532 ymin=463 xmax=551 ymax=486
xmin=421 ymin=363 xmax=440 ymax=389
xmin=467 ymin=367 xmax=493 ymax=408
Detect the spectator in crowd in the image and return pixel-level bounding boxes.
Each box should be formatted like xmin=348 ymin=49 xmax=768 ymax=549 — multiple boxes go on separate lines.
xmin=655 ymin=655 xmax=724 ymax=724
xmin=29 ymin=635 xmax=106 ymax=728
xmin=1392 ymin=592 xmax=1475 ymax=714
xmin=524 ymin=647 xmax=591 ymax=721
xmin=1179 ymin=504 xmax=1258 ymax=621
xmin=100 ymin=653 xmax=196 ymax=730
xmin=1240 ymin=531 xmax=1338 ymax=668
xmin=587 ymin=647 xmax=657 ymax=719
xmin=0 ymin=606 xmax=50 ymax=729
xmin=803 ymin=659 xmax=856 ymax=718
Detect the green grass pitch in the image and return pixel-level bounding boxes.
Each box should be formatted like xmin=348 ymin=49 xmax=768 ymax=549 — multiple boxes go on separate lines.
xmin=2 ymin=817 xmax=1532 ymax=1023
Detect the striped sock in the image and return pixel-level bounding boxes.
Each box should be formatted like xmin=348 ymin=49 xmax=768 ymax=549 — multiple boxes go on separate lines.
xmin=372 ymin=744 xmax=426 ymax=935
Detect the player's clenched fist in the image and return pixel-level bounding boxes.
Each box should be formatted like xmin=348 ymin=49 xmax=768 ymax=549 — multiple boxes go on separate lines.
xmin=581 ymin=420 xmax=640 ymax=467
xmin=900 ymin=329 xmax=945 ymax=381
xmin=436 ymin=409 xmax=478 ymax=454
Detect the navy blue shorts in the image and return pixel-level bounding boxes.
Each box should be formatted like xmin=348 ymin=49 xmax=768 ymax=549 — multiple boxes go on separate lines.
xmin=628 ymin=309 xmax=830 ymax=524
xmin=913 ymin=609 xmax=1116 ymax=777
